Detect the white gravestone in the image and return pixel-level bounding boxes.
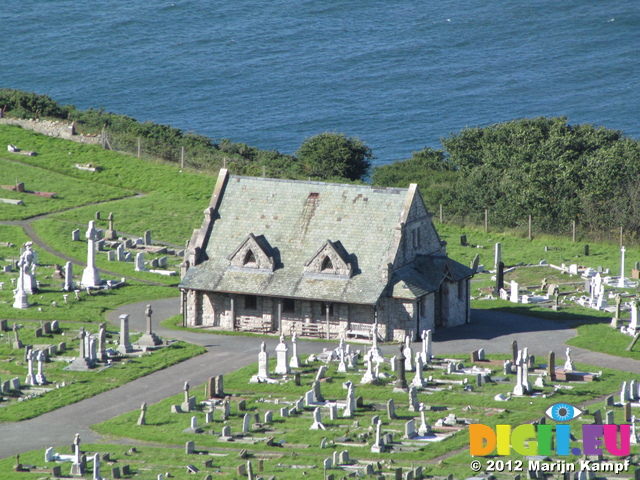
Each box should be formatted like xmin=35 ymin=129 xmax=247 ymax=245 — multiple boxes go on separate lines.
xmin=274 ymin=335 xmax=290 ymax=375
xmin=81 ymin=221 xmax=102 ymax=288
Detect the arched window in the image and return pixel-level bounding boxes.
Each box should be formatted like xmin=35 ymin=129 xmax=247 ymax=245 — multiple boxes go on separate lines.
xmin=243 ymin=250 xmax=256 ymax=266
xmin=321 ymin=256 xmax=333 ymax=271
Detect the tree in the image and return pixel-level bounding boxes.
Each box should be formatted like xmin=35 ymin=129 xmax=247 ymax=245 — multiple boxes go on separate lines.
xmin=296 ymin=132 xmax=373 ymax=181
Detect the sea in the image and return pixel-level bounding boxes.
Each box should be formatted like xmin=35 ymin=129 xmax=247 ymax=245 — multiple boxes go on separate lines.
xmin=1 ymin=0 xmax=639 ymax=167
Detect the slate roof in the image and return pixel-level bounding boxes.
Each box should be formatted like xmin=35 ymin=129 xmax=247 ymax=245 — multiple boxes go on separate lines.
xmin=180 ymin=175 xmax=411 ymax=305
xmin=180 ymin=174 xmax=473 ymax=305
xmin=390 ymin=255 xmax=474 ymax=299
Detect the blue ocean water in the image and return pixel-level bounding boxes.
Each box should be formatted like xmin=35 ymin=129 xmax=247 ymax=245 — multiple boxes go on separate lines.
xmin=1 ymin=1 xmax=638 ymax=167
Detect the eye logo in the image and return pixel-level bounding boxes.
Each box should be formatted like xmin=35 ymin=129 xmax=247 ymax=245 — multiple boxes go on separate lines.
xmin=545 ymin=403 xmax=583 ymax=422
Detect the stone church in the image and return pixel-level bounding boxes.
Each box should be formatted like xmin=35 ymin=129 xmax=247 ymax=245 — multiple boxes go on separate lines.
xmin=179 ymin=169 xmax=473 ymax=342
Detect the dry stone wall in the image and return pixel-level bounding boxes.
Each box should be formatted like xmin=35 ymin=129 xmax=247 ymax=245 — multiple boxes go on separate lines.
xmin=0 ymin=118 xmax=102 ymax=145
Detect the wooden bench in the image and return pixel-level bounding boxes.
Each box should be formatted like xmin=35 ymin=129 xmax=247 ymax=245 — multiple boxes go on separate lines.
xmin=297 ymin=321 xmax=340 ymax=338
xmin=346 ymin=323 xmax=373 ymax=340
xmin=236 ymin=317 xmax=271 ymax=334
xmin=300 ymin=323 xmax=321 ymax=337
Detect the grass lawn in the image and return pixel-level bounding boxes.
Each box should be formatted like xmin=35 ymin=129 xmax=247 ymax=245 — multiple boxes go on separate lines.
xmin=0 ymin=124 xmax=215 ymax=245
xmin=438 ymin=222 xmax=640 ymax=276
xmin=0 ymin=224 xmax=62 ymax=267
xmin=0 ymin=281 xmax=177 ymax=322
xmin=0 ymin=159 xmax=134 ymax=221
xmin=567 ymin=323 xmax=640 ymax=360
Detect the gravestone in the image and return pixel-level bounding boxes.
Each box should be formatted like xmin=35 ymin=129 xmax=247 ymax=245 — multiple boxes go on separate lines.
xmin=387 ymin=398 xmax=397 ymax=420
xmin=274 ymin=334 xmax=290 ymax=375
xmin=105 ymin=212 xmax=117 ymax=240
xmin=495 ymin=262 xmax=505 ymax=294
xmin=137 ymin=304 xmax=162 ymax=347
xmin=242 ymin=413 xmax=251 ymax=433
xmin=116 ymin=244 xmax=125 ymax=262
xmin=605 ymin=410 xmax=614 ymax=425
xmin=408 ymin=386 xmax=419 ymax=412
xmin=144 ymin=230 xmax=152 ymax=245
xmin=185 ymin=441 xmax=195 ymax=454
xmin=251 ymin=342 xmax=270 ymax=382
xmin=547 ymin=351 xmax=556 ymax=381
xmin=135 ymin=252 xmax=146 ymax=272
xmin=117 ymin=314 xmax=132 ymax=354
xmin=137 ymin=403 xmax=147 ymax=426
xmin=219 ymin=426 xmax=232 ymax=442
xmin=404 ymin=419 xmax=417 ymax=439
xmin=289 ymin=331 xmax=301 ymax=368
xmin=81 ymin=221 xmax=101 ymax=288
xmin=593 ymin=409 xmax=602 ymax=425
xmin=394 ymin=346 xmax=408 ymax=391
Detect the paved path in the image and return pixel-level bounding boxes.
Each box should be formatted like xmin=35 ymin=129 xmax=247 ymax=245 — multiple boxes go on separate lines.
xmin=2 ymin=297 xmax=640 ymax=460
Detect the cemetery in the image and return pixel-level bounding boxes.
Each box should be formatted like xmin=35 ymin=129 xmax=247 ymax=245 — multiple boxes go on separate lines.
xmin=4 ymin=124 xmax=640 ymax=478
xmin=3 ymin=332 xmax=637 ymax=479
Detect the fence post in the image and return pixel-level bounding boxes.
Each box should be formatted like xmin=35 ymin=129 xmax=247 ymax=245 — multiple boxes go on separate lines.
xmin=572 ymin=220 xmax=576 ymax=242
xmin=181 ymin=146 xmax=185 ymax=169
xmin=528 ymin=215 xmax=531 ymax=241
xmin=484 ymin=209 xmax=488 ymax=233
xmin=137 ymin=137 xmax=141 ymax=158
xmin=439 ymin=204 xmax=443 ymax=223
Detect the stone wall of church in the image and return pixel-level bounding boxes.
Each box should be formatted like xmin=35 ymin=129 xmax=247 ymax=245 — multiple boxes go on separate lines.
xmin=185 ymin=290 xmax=381 ymax=337
xmin=186 ymin=284 xmax=469 ymax=336
xmin=381 ymin=297 xmax=415 ymax=342
xmin=442 ymin=279 xmax=470 ymax=327
xmin=185 ymin=290 xmax=202 ymax=326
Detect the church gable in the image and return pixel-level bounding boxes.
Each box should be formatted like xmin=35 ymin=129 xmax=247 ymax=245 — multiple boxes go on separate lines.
xmin=304 ymin=240 xmax=353 ymax=278
xmin=227 ymin=233 xmax=275 ymax=273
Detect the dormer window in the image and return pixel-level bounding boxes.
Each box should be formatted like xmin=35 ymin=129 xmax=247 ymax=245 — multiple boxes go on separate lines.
xmin=303 ymin=239 xmax=353 ymax=278
xmin=321 ymin=256 xmax=334 ymax=272
xmin=227 ymin=233 xmax=275 ymax=273
xmin=243 ymin=250 xmax=257 ymax=267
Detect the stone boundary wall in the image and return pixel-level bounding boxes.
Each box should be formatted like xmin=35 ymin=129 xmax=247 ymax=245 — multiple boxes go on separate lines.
xmin=0 ymin=117 xmax=102 ymax=145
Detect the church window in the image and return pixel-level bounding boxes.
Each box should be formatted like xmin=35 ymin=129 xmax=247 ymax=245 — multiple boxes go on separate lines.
xmin=321 ymin=256 xmax=334 ymax=271
xmin=243 ymin=250 xmax=256 ymax=266
xmin=245 ymin=295 xmax=257 ymax=310
xmin=283 ymin=298 xmax=295 ymax=313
